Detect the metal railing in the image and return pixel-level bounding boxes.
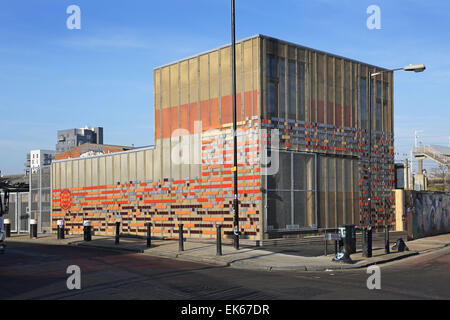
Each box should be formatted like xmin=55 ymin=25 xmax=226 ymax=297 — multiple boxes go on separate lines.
xmin=413 ymin=146 xmax=449 ymax=167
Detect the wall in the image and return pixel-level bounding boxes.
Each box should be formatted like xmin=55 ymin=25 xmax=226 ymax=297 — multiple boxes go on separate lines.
xmin=52 ymin=122 xmax=263 ymax=241
xmin=51 ymin=35 xmax=398 ymax=240
xmin=405 ymin=191 xmax=450 ymax=239
xmin=52 ymin=36 xmax=263 ymax=241
xmin=260 ymin=36 xmax=395 ymax=231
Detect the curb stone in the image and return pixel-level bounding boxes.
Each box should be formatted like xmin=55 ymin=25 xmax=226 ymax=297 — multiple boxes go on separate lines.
xmin=66 ymin=241 xmax=421 ymax=271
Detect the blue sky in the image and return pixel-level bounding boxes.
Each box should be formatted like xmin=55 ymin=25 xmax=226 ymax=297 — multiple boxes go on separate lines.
xmin=0 ymin=0 xmax=449 ymax=174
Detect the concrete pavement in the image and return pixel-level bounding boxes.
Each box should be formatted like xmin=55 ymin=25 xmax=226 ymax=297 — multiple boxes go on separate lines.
xmin=6 ymin=232 xmax=449 ymax=272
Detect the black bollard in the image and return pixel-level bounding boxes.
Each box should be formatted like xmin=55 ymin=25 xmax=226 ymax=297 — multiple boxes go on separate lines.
xmin=115 ymin=221 xmax=120 ymax=245
xmin=4 ymin=219 xmax=11 ymax=238
xmin=216 ymin=225 xmax=222 ymax=256
xmin=57 ymin=220 xmax=65 ymax=240
xmin=30 ymin=219 xmax=37 ymax=238
xmin=178 ymin=224 xmax=184 ymax=252
xmin=385 ymin=225 xmax=390 ymax=254
xmin=363 ymin=226 xmax=373 ymax=258
xmin=367 ymin=226 xmax=372 ymax=257
xmin=83 ymin=221 xmax=91 ymax=241
xmin=146 ymin=222 xmax=152 ymax=248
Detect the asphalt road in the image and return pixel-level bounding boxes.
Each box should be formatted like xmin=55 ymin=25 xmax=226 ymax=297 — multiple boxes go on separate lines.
xmin=0 ymin=241 xmax=449 ymax=300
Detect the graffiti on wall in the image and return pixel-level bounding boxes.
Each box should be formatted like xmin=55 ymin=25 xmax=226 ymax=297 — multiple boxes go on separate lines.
xmin=412 ymin=192 xmax=450 ymax=238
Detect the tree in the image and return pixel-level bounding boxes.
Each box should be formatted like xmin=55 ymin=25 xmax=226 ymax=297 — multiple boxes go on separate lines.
xmin=428 ymin=165 xmax=449 ymax=192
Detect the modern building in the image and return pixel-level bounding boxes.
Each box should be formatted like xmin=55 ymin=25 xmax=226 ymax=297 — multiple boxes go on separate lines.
xmin=55 ymin=143 xmax=134 ymax=161
xmin=51 ymin=35 xmax=395 ymax=242
xmin=25 ymin=150 xmax=56 ymax=175
xmin=56 ymin=127 xmax=103 ymax=153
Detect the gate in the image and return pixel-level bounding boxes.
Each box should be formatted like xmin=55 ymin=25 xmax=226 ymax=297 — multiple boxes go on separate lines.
xmin=0 ymin=192 xmax=29 ymax=233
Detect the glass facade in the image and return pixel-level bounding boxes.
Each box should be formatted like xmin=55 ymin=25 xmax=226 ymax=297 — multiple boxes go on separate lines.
xmin=30 ymin=165 xmax=52 ymax=233
xmin=262 ymin=36 xmax=394 ymax=232
xmin=266 ymin=151 xmax=316 ymax=231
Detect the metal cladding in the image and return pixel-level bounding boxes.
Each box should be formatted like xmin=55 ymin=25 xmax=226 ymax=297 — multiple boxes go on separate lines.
xmin=51 ymin=35 xmax=395 ymax=241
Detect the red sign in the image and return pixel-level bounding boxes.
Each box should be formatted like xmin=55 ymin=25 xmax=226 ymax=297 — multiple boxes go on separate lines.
xmin=60 ymin=189 xmax=72 ymax=210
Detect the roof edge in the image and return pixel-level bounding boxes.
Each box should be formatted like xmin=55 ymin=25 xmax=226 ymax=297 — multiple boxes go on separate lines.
xmin=154 ymin=33 xmax=388 ymax=71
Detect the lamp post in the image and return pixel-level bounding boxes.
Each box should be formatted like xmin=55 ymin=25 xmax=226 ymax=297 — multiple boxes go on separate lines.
xmin=364 ymin=64 xmax=425 ymax=257
xmin=231 ymin=0 xmax=239 ymax=250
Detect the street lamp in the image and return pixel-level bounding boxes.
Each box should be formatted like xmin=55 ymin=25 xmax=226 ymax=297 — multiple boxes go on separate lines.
xmin=231 ymin=0 xmax=239 ymax=250
xmin=363 ymin=64 xmax=425 ymax=257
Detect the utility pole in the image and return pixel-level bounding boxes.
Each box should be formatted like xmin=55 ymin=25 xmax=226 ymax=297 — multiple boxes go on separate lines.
xmin=231 ymin=0 xmax=239 ymax=250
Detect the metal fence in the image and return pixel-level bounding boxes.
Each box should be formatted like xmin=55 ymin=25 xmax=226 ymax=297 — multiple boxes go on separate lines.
xmin=30 ymin=165 xmax=51 ymax=233
xmin=1 ymin=191 xmax=29 ymax=233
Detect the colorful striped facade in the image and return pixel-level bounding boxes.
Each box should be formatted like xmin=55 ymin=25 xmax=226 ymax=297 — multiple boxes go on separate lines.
xmin=51 ymin=35 xmax=396 ymax=241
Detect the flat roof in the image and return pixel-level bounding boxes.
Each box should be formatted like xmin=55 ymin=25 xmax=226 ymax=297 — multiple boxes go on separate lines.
xmin=154 ymin=34 xmax=388 ymax=71
xmin=53 ymin=145 xmax=156 ymax=164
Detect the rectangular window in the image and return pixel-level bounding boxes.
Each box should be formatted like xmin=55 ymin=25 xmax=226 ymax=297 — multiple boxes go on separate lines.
xmin=298 ymin=63 xmax=305 ymax=121
xmin=288 ymin=60 xmax=296 ymax=119
xmin=266 ymin=151 xmax=317 ymax=231
xmin=268 ymin=81 xmax=278 ymax=118
xmin=360 ymin=78 xmax=367 ymax=129
xmin=267 ymin=55 xmax=279 ymax=119
xmin=280 ymin=59 xmax=286 ymax=119
xmin=376 ymin=80 xmax=382 ymax=130
xmin=383 ymin=81 xmax=390 ymax=132
xmin=267 ymin=55 xmax=277 ymax=78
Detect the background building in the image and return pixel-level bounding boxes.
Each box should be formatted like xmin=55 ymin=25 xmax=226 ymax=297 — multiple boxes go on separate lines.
xmin=56 ymin=127 xmax=103 ymax=153
xmin=55 ymin=143 xmax=134 ymax=161
xmin=51 ymin=35 xmax=395 ymax=242
xmin=25 ymin=150 xmax=56 ymax=175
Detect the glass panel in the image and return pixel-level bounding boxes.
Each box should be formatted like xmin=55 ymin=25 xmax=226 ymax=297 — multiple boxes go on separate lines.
xmin=293 ymin=153 xmax=315 ymax=191
xmin=288 ymin=60 xmax=296 ymax=119
xmin=20 ymin=193 xmax=29 ymax=232
xmin=280 ymin=59 xmax=286 ymax=119
xmin=293 ymin=191 xmax=315 ymax=227
xmin=42 ymin=166 xmax=51 ymax=188
xmin=376 ymin=101 xmax=382 ymax=131
xmin=336 ymin=158 xmax=344 ymax=226
xmin=293 ymin=155 xmax=306 ymax=190
xmin=344 ymin=159 xmax=354 ymax=224
xmin=267 ymin=55 xmax=277 ymax=78
xmin=31 ymin=170 xmax=40 ymax=189
xmin=297 ymin=63 xmax=305 ymax=121
xmin=41 ymin=189 xmax=51 ymax=212
xmin=267 ymin=191 xmax=291 ymax=230
xmin=268 ymin=81 xmax=278 ymax=118
xmin=267 ymin=152 xmax=291 ymax=190
xmin=31 ymin=189 xmax=39 ymax=212
xmin=360 ymin=78 xmax=367 ymax=129
xmin=4 ymin=193 xmax=16 ymax=231
xmin=318 ymin=156 xmax=327 ymax=227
